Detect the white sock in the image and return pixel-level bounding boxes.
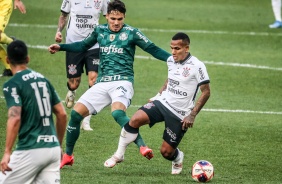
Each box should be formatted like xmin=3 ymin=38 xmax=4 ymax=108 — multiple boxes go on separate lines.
xmin=82 ymin=115 xmax=91 ymax=124
xmin=173 ymin=149 xmax=182 ymax=163
xmin=115 ymin=127 xmax=138 ymax=158
xmin=272 ymin=0 xmax=282 ymax=21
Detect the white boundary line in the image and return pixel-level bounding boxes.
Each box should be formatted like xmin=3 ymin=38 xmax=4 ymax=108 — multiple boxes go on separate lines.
xmin=26 ymin=44 xmax=282 ymax=72
xmin=0 ymin=96 xmax=281 ymax=115
xmin=9 ymin=23 xmax=282 ymax=37
xmin=2 ymin=24 xmax=281 ymax=115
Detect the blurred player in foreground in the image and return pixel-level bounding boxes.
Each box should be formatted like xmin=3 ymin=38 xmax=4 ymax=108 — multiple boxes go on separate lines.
xmin=104 ymin=32 xmax=211 ymax=175
xmin=0 ymin=40 xmax=67 ymax=183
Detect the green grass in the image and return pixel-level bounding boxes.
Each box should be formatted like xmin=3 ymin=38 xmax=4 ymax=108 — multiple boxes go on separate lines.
xmin=1 ymin=0 xmax=282 ymax=183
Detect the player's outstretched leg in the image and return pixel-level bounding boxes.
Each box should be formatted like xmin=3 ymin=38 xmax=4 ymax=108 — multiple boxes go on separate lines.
xmin=112 ymin=110 xmax=154 ymax=159
xmin=60 ymin=110 xmax=83 ymax=169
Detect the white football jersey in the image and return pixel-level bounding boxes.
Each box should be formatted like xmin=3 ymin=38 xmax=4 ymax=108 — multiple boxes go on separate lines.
xmin=61 ymin=0 xmax=109 ymax=49
xmin=159 ymin=54 xmax=210 ymax=119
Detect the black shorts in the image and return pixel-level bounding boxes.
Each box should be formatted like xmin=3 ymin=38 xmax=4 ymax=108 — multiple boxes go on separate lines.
xmin=139 ymin=100 xmax=188 ymax=149
xmin=65 ymin=48 xmax=99 ymax=78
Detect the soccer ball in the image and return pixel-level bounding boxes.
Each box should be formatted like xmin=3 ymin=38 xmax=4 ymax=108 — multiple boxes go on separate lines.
xmin=191 ymin=160 xmax=214 ymax=182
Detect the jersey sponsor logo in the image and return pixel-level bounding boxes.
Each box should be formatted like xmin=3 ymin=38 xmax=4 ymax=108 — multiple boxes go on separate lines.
xmin=74 ymin=2 xmax=80 ymax=5
xmin=109 ymin=34 xmax=115 ymax=41
xmin=100 ymin=74 xmax=121 ymax=82
xmin=167 ymin=86 xmax=188 ymax=97
xmin=198 ymin=67 xmax=206 ymax=80
xmin=100 ymin=45 xmax=123 ymax=54
xmin=182 ymin=67 xmax=190 ymax=77
xmin=168 ymin=78 xmax=179 ymax=87
xmin=22 ymin=71 xmax=45 ymax=81
xmin=119 ymin=32 xmax=128 ymax=41
xmin=76 ymin=15 xmax=96 ymax=29
xmin=37 ymin=135 xmax=58 ymax=143
xmin=136 ymin=32 xmax=149 ymax=43
xmin=68 ymin=64 xmax=77 ymax=75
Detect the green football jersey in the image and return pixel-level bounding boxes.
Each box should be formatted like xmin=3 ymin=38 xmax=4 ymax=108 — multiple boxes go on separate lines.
xmin=2 ymin=69 xmax=61 ymax=150
xmin=60 ymin=23 xmax=171 ymax=83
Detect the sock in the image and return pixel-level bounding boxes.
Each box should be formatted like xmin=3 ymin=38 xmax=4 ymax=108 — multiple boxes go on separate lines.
xmin=112 ymin=110 xmax=146 ymax=147
xmin=115 ymin=123 xmax=139 ymax=158
xmin=167 ymin=148 xmax=179 ymax=161
xmin=0 ymin=45 xmax=10 ymax=69
xmin=82 ymin=114 xmax=91 ymax=124
xmin=65 ymin=110 xmax=84 ymax=155
xmin=272 ymin=0 xmax=282 ymax=21
xmin=0 ymin=33 xmax=13 ymax=44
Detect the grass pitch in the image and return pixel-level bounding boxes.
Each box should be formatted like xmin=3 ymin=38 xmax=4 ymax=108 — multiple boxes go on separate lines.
xmin=0 ymin=0 xmax=282 ymax=183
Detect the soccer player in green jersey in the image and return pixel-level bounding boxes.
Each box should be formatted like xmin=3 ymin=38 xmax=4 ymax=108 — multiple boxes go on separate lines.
xmin=0 ymin=40 xmax=67 ymax=183
xmin=48 ymin=0 xmax=171 ymax=168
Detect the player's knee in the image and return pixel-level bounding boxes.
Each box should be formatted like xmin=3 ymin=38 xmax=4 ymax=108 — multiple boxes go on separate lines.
xmin=160 ymin=147 xmax=175 ymax=160
xmin=67 ymin=81 xmax=80 ymax=91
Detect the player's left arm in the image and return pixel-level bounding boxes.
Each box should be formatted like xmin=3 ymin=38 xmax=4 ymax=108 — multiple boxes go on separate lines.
xmin=1 ymin=106 xmax=21 ymax=174
xmin=144 ymin=43 xmax=171 ymax=62
xmin=134 ymin=30 xmax=171 ymax=61
xmin=182 ymin=83 xmax=210 ymax=129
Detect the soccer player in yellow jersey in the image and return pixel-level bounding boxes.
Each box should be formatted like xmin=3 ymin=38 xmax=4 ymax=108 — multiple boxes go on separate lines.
xmin=0 ymin=0 xmax=26 ymax=76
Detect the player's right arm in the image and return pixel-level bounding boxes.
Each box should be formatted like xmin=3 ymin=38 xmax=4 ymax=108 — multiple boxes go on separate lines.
xmin=1 ymin=106 xmax=21 ymax=174
xmin=49 ymin=27 xmax=99 ymax=54
xmin=55 ymin=12 xmax=68 ymax=43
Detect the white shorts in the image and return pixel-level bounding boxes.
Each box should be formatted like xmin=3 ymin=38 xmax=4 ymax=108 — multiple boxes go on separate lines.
xmin=0 ymin=147 xmax=60 ymax=184
xmin=78 ymin=81 xmax=134 ymax=114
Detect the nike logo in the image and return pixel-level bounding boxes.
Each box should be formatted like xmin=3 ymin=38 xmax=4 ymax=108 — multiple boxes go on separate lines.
xmin=3 ymin=87 xmax=9 ymax=92
xmin=170 ymin=139 xmax=177 ymax=143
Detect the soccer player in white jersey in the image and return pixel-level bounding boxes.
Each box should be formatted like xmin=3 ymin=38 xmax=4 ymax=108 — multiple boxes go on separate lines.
xmin=269 ymin=0 xmax=282 ymax=28
xmin=104 ymin=32 xmax=211 ymax=174
xmin=0 ymin=40 xmax=67 ymax=183
xmin=55 ymin=0 xmax=109 ymax=130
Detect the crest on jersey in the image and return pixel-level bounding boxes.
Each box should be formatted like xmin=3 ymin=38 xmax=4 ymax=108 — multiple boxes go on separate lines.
xmin=143 ymin=102 xmax=155 ymax=109
xmin=94 ymin=0 xmax=101 ymax=9
xmin=182 ymin=67 xmax=190 ymax=77
xmin=119 ymin=32 xmax=128 ymax=41
xmin=68 ymin=64 xmax=77 ymax=75
xmin=109 ymin=34 xmax=116 ymax=41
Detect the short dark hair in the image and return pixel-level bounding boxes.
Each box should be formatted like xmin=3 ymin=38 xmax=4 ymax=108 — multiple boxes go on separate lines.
xmin=107 ymin=0 xmax=126 ymax=14
xmin=172 ymin=32 xmax=190 ymax=45
xmin=7 ymin=40 xmax=28 ymax=64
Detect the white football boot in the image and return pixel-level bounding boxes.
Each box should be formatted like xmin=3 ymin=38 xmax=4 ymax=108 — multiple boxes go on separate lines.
xmin=65 ymin=90 xmax=76 ymax=109
xmin=171 ymin=150 xmax=184 ymax=174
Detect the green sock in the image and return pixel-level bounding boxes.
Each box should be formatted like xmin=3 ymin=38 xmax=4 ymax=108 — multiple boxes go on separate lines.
xmin=112 ymin=110 xmax=146 ymax=148
xmin=66 ymin=110 xmax=84 ymax=155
